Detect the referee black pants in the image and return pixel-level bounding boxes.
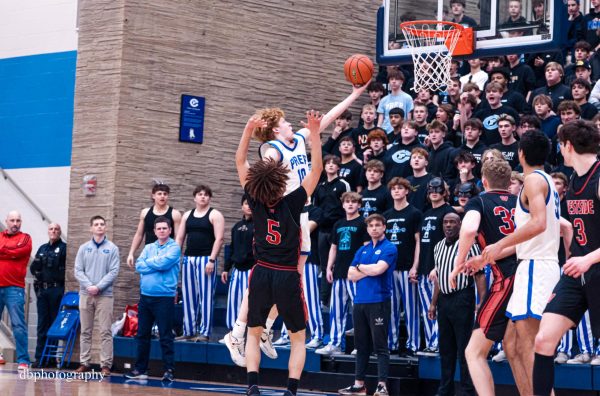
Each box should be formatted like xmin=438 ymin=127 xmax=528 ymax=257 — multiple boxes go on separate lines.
xmin=353 ymin=301 xmax=390 ymax=382
xmin=437 ymin=287 xmax=475 ymax=396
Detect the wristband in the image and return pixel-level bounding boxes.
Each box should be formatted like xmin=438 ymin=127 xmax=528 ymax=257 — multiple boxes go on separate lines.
xmin=209 ymin=258 xmax=216 ymax=264
xmin=356 ymin=264 xmax=361 ymax=272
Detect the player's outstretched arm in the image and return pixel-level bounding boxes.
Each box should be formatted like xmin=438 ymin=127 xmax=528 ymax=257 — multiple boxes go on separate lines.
xmin=300 ymin=110 xmax=324 ymax=196
xmin=299 ymin=84 xmax=368 ymax=138
xmin=482 ymin=174 xmax=548 ymax=263
xmin=236 ymin=115 xmax=267 ymax=188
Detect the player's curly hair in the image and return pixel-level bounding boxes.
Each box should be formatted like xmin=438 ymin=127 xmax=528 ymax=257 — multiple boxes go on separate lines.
xmin=253 ymin=108 xmax=285 ymax=143
xmin=245 ymin=158 xmax=289 ymax=206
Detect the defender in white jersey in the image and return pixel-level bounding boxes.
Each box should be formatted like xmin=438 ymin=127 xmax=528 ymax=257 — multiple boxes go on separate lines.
xmin=224 ymin=84 xmax=368 ymax=367
xmin=481 ymin=130 xmax=572 ymax=396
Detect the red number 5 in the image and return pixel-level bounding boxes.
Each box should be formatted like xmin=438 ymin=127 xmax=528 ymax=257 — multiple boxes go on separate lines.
xmin=266 ymin=219 xmax=281 ymax=245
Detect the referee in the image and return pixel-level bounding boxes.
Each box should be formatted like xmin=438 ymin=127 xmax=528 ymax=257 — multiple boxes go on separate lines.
xmin=428 ymin=212 xmax=482 ymax=396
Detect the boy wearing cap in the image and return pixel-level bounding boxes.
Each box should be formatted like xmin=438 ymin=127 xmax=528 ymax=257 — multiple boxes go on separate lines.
xmin=449 ymin=0 xmax=477 ymax=28
xmin=486 ymin=67 xmax=528 ymax=114
xmin=574 ymin=60 xmax=594 ymax=85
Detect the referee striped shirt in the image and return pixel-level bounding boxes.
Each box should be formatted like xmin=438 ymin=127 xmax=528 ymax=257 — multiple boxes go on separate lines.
xmin=434 ymin=238 xmax=481 ymax=295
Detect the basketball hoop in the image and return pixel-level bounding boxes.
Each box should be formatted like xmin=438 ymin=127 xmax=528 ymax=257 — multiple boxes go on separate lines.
xmin=400 ymin=20 xmax=474 ymax=92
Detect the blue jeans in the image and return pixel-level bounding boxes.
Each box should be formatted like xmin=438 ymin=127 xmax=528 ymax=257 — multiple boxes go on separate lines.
xmin=0 ymin=286 xmax=30 ymax=363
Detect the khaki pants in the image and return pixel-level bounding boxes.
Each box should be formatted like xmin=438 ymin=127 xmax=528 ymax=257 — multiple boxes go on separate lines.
xmin=79 ymin=294 xmax=113 ymax=367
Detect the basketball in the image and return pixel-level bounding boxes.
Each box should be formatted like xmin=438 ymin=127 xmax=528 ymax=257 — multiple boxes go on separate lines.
xmin=344 ymin=54 xmax=374 ymax=86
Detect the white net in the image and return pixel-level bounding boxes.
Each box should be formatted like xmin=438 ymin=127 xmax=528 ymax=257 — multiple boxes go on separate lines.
xmin=400 ymin=21 xmax=463 ymax=93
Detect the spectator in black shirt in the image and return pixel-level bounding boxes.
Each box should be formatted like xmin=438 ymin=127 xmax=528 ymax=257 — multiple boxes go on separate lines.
xmin=490 ymin=114 xmax=520 ymax=169
xmin=448 ymin=151 xmax=482 ymax=206
xmin=450 ymin=0 xmax=478 ymax=27
xmin=317 ymin=192 xmax=369 ymax=356
xmin=412 ymin=178 xmax=456 ymax=355
xmin=360 ymin=160 xmax=393 ymax=218
xmin=222 ymin=196 xmax=254 ymax=332
xmin=571 ymin=78 xmax=599 ymax=120
xmin=507 ymin=54 xmax=537 ymax=97
xmin=526 ymin=51 xmax=565 ymax=88
xmin=416 ymin=89 xmax=438 ymax=122
xmin=383 ymin=120 xmax=426 ymax=183
xmin=413 ymin=102 xmax=431 ymax=144
xmin=362 ymin=128 xmax=388 ymax=165
xmin=529 ymin=62 xmax=572 ymax=111
xmin=386 ymin=107 xmax=405 ymax=145
xmin=436 ymin=103 xmax=457 ymax=142
xmin=427 ymin=120 xmax=456 ymax=181
xmin=352 ymin=104 xmax=377 ymax=155
xmin=581 ymin=0 xmax=600 ymax=51
xmin=367 ymin=81 xmax=386 ymax=111
xmin=452 ymin=118 xmax=488 ymax=169
xmin=501 ymin=0 xmax=527 ymax=29
xmin=564 ymin=42 xmax=592 ymax=85
xmin=408 ymin=147 xmax=434 ymax=213
xmin=314 ymin=155 xmax=351 ymax=305
xmin=338 ymin=137 xmax=363 ymax=191
xmin=566 ymin=0 xmax=584 ymax=59
xmin=322 ymin=110 xmax=354 ymax=158
xmin=474 ymin=82 xmax=520 ymax=145
xmin=485 ymin=67 xmax=529 ymax=114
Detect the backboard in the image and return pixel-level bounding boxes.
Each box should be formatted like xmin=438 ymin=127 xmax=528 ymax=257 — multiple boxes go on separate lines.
xmin=376 ymin=0 xmax=568 ymax=65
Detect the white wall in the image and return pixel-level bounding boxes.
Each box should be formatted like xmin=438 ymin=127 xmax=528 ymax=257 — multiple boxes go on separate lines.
xmin=0 ymin=0 xmax=77 ymax=59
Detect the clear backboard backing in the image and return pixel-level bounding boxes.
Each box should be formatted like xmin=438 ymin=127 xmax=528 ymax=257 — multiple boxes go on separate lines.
xmin=376 ymin=0 xmax=568 ymax=64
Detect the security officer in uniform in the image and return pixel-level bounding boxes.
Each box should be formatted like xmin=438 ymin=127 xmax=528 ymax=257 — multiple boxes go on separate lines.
xmin=30 ymin=223 xmax=66 ymax=368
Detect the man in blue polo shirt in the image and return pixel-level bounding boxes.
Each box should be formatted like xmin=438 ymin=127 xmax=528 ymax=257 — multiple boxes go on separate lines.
xmin=338 ymin=213 xmax=397 ymax=396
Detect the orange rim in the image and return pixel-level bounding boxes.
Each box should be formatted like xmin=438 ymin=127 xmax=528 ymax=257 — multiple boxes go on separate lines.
xmin=400 ymin=20 xmax=464 ymax=38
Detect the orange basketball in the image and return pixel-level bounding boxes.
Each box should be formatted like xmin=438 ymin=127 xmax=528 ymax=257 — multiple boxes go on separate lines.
xmin=344 ymin=54 xmax=374 ymax=86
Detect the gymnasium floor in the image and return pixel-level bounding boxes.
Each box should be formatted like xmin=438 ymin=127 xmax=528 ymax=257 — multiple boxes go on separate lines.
xmin=0 ymin=363 xmax=336 ymax=396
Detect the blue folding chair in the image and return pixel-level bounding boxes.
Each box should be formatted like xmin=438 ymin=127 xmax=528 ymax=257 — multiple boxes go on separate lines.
xmin=39 ymin=291 xmax=80 ymax=368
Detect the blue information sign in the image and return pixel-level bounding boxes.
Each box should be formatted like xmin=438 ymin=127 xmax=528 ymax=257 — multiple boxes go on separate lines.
xmin=179 ymin=94 xmax=205 ymax=144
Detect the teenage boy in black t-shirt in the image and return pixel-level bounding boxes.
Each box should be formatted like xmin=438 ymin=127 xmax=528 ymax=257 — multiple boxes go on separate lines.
xmin=360 ymin=160 xmax=393 ymax=218
xmin=316 ymin=192 xmax=370 ymax=356
xmin=338 ymin=137 xmax=363 ymax=191
xmin=407 ymin=147 xmax=434 ymax=213
xmin=413 ymin=178 xmax=456 ymax=355
xmin=490 ymin=114 xmax=520 ymax=169
xmin=384 ymin=177 xmax=423 ymax=356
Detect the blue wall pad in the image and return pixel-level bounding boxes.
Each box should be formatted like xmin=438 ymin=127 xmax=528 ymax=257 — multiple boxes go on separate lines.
xmin=0 ymin=51 xmax=76 ymax=169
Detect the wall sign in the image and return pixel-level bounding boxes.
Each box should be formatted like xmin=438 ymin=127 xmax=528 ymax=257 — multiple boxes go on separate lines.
xmin=179 ymin=94 xmax=205 ymax=144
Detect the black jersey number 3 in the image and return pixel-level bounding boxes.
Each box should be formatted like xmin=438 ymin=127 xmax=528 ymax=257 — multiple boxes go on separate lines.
xmin=266 ymin=219 xmax=282 ymax=245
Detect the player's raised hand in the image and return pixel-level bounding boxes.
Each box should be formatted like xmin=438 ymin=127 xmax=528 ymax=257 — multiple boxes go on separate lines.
xmin=352 ymin=82 xmax=369 ymax=95
xmin=563 ymin=255 xmax=593 ymax=278
xmin=245 ymin=114 xmax=267 ymax=131
xmin=301 ymin=110 xmax=323 ymax=133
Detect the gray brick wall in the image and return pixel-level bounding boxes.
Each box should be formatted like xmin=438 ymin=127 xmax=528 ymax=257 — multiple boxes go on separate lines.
xmin=66 ymin=0 xmax=378 ymax=363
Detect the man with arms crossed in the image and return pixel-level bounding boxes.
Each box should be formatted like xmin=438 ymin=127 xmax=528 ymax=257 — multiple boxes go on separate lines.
xmin=533 ymin=120 xmax=600 ymax=395
xmin=482 ymin=130 xmax=570 ymax=395
xmin=235 ymin=110 xmax=323 ymax=396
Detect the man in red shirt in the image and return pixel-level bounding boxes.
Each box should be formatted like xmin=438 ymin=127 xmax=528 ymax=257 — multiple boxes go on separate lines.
xmin=0 ymin=211 xmax=33 ymax=369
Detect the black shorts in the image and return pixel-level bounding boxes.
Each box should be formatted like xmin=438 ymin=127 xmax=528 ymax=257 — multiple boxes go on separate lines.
xmin=247 ymin=263 xmax=307 ymax=333
xmin=544 ymin=265 xmax=600 ymax=338
xmin=474 ymin=275 xmax=514 ymax=342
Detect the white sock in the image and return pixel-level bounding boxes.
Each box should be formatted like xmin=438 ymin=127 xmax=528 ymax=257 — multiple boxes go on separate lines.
xmin=232 ymin=320 xmax=246 ymax=339
xmin=265 ymin=318 xmax=275 ymax=331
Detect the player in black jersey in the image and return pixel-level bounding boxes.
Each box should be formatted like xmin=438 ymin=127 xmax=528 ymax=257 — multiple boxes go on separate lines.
xmin=450 ymin=158 xmax=519 ymax=396
xmin=533 ymin=120 xmax=600 ymax=396
xmin=235 ymin=110 xmax=323 ymax=396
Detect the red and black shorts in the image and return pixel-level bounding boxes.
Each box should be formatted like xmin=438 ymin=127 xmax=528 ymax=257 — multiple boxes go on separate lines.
xmin=474 ymin=274 xmax=515 ymax=342
xmin=544 ymin=265 xmax=600 ymax=338
xmin=247 ymin=261 xmax=307 ymax=333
